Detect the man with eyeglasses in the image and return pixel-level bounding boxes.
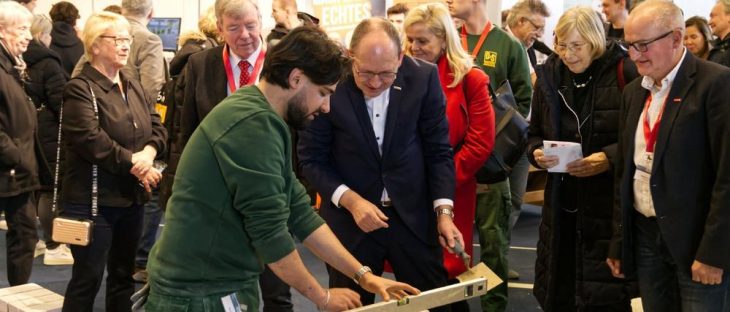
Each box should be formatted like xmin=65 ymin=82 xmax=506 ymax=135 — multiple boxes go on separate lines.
xmin=601 ymin=0 xmax=631 ymax=41
xmin=606 ymin=1 xmax=730 ymax=311
xmin=298 ymin=18 xmax=462 ymax=310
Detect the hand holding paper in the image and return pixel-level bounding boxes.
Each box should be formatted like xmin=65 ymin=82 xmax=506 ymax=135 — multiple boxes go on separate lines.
xmin=542 ymin=140 xmax=583 ymax=173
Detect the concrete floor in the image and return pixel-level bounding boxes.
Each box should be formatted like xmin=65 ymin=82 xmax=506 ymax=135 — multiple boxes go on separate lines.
xmin=0 ymin=205 xmax=544 ymax=311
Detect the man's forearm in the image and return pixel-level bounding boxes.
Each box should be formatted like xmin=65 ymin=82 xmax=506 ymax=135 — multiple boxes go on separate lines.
xmin=267 ymin=249 xmax=328 ymax=307
xmin=303 ymin=224 xmax=362 ymax=281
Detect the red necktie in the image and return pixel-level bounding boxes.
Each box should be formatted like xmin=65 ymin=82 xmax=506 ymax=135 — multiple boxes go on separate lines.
xmin=238 ymin=60 xmax=251 ymax=88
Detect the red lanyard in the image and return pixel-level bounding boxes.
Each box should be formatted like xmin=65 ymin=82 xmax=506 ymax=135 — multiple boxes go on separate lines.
xmin=222 ymin=45 xmax=266 ymax=93
xmin=460 ymin=21 xmax=492 ymax=59
xmin=642 ymin=94 xmax=668 ymax=153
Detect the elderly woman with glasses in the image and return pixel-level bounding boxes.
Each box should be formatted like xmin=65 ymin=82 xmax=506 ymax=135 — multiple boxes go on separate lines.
xmin=0 ymin=1 xmax=39 ymax=287
xmin=527 ymin=6 xmax=639 ymax=311
xmin=61 ymin=12 xmax=166 ymax=311
xmin=403 ymin=4 xmax=494 ymax=308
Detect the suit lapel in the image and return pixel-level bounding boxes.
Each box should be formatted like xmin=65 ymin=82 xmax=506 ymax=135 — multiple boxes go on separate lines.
xmin=653 ymin=54 xmax=695 ymax=165
xmin=625 ymin=87 xmax=648 ymax=159
xmin=346 ymin=79 xmax=381 ymax=160
xmin=212 ymin=47 xmax=229 ymax=102
xmin=381 ymin=76 xmax=403 ymax=158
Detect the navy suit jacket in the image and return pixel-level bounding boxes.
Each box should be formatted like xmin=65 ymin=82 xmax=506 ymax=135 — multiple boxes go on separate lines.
xmin=298 ymin=56 xmax=455 ymax=249
xmin=610 ymin=53 xmax=730 ymax=274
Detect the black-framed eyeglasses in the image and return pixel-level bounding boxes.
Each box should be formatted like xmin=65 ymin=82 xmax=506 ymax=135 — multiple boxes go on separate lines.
xmin=100 ymin=35 xmax=133 ymax=47
xmin=353 ymin=62 xmax=398 ymax=81
xmin=618 ymin=30 xmax=674 ymax=53
xmin=523 ymin=17 xmax=545 ymax=33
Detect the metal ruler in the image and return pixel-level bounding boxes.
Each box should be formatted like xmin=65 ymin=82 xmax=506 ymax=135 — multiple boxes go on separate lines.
xmin=347 ymin=277 xmax=488 ymax=312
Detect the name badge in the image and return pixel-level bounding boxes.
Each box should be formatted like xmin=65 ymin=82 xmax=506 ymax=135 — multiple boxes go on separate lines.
xmin=221 ymin=293 xmax=247 ymax=312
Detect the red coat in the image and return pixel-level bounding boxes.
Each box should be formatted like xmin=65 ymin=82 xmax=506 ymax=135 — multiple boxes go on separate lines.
xmin=437 ymin=55 xmax=495 ymax=278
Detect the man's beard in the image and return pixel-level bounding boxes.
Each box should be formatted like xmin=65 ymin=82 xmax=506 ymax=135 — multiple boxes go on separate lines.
xmin=285 ymin=90 xmax=311 ymax=130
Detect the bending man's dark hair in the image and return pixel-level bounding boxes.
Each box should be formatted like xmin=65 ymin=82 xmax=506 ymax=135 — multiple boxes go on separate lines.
xmin=261 ymin=26 xmax=351 ymax=89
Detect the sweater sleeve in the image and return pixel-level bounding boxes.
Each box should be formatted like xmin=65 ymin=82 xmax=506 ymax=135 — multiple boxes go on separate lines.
xmin=213 ymin=111 xmax=321 ymax=264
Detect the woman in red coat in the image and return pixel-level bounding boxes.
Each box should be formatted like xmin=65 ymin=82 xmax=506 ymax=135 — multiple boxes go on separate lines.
xmin=404 ymin=3 xmax=495 ymax=280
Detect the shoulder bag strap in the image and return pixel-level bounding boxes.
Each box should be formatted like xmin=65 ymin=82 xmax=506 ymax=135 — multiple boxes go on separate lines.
xmin=86 ymin=81 xmax=100 ymax=218
xmin=50 ymin=101 xmax=63 ymax=215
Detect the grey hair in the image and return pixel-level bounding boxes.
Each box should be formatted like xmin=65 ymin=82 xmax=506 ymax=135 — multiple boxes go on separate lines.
xmin=633 ymin=0 xmax=684 ymax=33
xmin=719 ymin=0 xmax=730 ymax=14
xmin=121 ymin=0 xmax=153 ymax=18
xmin=215 ymin=0 xmax=261 ymax=23
xmin=506 ymin=0 xmax=550 ymax=28
xmin=0 ymin=1 xmax=33 ymax=29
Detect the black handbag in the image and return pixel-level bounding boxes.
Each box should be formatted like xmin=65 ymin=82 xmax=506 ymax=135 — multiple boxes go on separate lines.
xmin=474 ymin=80 xmax=529 ymax=184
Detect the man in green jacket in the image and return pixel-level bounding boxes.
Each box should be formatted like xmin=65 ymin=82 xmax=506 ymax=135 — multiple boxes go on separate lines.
xmin=145 ymin=27 xmax=418 ymax=312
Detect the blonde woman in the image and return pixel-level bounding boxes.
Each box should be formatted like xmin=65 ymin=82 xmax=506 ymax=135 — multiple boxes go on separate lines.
xmin=527 ymin=6 xmax=638 ymax=311
xmin=404 ymin=1 xmax=495 ymax=283
xmin=61 ymin=12 xmax=166 ymax=311
xmin=25 ymin=14 xmax=72 ymax=266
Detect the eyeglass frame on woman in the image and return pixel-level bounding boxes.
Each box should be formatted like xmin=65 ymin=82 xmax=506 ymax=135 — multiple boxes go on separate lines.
xmin=554 ymin=41 xmax=589 ymax=54
xmin=100 ymin=35 xmax=133 ymax=47
xmin=618 ymin=30 xmax=675 ymax=53
xmin=352 ymin=61 xmax=398 ymax=81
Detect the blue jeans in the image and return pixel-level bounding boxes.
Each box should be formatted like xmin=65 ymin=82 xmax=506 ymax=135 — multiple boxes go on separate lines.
xmin=135 ymin=191 xmax=162 ymax=268
xmin=61 ymin=202 xmax=143 ymax=312
xmin=634 ymin=213 xmax=730 ymax=312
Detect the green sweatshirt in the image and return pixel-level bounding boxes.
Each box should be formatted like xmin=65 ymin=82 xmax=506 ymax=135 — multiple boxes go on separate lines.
xmin=463 ymin=26 xmax=533 ymax=117
xmin=146 ymin=86 xmax=324 ymax=309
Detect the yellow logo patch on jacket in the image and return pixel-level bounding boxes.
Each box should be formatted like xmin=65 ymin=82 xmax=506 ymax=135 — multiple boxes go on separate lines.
xmin=482 ymin=51 xmax=497 ymax=68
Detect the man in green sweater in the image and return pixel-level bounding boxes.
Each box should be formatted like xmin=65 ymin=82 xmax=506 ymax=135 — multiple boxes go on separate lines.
xmin=145 ymin=27 xmax=418 ymax=312
xmin=448 ymin=0 xmax=533 ymax=311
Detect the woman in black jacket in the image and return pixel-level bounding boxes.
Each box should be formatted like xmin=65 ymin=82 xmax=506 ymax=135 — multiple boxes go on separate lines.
xmin=25 ymin=14 xmax=73 ymax=266
xmin=60 ymin=12 xmax=166 ymax=312
xmin=0 ymin=1 xmax=40 ymax=286
xmin=527 ymin=6 xmax=639 ymax=311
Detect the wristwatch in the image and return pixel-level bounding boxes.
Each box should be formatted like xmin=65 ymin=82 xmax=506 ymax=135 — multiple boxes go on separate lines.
xmin=436 ymin=207 xmax=455 ymax=219
xmin=353 ymin=266 xmax=372 ymax=285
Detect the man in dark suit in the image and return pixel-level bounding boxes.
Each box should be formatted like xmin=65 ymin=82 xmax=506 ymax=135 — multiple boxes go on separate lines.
xmin=298 ymin=18 xmax=463 ymax=308
xmin=606 ymin=1 xmax=730 ymax=311
xmin=177 ymin=0 xmax=292 ymax=310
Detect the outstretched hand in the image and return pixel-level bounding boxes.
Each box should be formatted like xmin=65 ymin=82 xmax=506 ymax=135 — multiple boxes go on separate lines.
xmin=359 ymin=273 xmax=421 ymax=302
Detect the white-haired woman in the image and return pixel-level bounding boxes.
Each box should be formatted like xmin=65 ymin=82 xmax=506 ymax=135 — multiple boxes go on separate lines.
xmin=61 ymin=12 xmax=166 ymax=311
xmin=527 ymin=6 xmax=639 ymax=311
xmin=25 ymin=13 xmax=73 ymax=266
xmin=404 ymin=1 xmax=495 ymax=288
xmin=0 ymin=0 xmax=38 ymax=287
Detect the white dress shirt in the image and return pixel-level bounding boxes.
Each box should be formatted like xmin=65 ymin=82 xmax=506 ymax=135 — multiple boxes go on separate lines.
xmin=228 ymin=43 xmax=263 ymax=94
xmin=331 ymin=89 xmax=453 ymax=209
xmin=633 ymin=48 xmax=687 ymax=217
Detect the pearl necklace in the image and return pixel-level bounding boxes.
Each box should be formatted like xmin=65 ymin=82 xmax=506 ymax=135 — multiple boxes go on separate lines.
xmin=572 ymin=76 xmax=593 ymax=88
